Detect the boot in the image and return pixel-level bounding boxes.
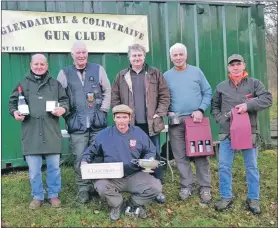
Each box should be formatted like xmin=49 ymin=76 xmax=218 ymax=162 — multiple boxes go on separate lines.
xmin=214 ymin=198 xmax=233 ymax=211
xmin=76 ymin=191 xmax=89 ymax=204
xmin=49 ymin=197 xmax=61 ymax=208
xmin=29 ymin=199 xmax=42 ymax=210
xmin=155 ymin=192 xmax=166 ymax=204
xmin=179 ymin=188 xmax=192 ymax=201
xmin=246 ymin=199 xmax=261 ymax=215
xmin=200 ymin=188 xmax=212 ymax=204
xmin=110 ymin=201 xmax=125 ymax=221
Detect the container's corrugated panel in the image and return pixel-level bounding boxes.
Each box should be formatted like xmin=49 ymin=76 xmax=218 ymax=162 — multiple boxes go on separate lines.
xmin=1 ymin=1 xmax=271 ymax=168
xmin=251 ymin=5 xmax=271 ymax=144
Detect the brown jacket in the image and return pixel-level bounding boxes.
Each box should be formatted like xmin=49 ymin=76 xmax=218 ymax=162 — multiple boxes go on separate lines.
xmin=111 ymin=65 xmax=170 ymax=136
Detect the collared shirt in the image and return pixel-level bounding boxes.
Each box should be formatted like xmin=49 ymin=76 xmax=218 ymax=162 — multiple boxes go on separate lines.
xmin=76 ymin=68 xmax=86 ymax=86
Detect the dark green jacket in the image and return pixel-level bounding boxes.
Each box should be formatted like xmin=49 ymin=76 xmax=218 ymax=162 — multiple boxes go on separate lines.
xmin=8 ymin=72 xmax=69 ymax=156
xmin=211 ymin=76 xmax=272 ymax=136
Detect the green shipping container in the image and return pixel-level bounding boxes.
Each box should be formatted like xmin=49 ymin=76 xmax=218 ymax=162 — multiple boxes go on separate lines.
xmin=1 ymin=1 xmax=271 ymax=168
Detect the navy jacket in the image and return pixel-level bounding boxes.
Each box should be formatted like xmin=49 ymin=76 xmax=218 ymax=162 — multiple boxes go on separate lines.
xmin=82 ymin=125 xmax=156 ymax=176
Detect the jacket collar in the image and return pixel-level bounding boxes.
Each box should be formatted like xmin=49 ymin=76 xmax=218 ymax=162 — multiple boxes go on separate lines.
xmin=128 ymin=63 xmax=147 ymax=72
xmin=120 ymin=63 xmax=155 ymax=77
xmin=26 ymin=71 xmax=51 ymax=82
xmin=228 ymin=72 xmax=249 ymax=87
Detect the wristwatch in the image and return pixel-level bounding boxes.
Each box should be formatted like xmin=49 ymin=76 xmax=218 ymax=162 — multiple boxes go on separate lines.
xmin=224 ymin=111 xmax=231 ymax=118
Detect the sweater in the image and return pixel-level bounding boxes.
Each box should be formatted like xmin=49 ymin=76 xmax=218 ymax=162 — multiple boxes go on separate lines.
xmin=164 ymin=65 xmax=212 ymax=115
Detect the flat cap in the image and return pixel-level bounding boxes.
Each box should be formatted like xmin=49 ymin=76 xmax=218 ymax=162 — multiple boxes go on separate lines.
xmin=228 ymin=54 xmax=244 ymax=64
xmin=112 ymin=104 xmax=133 ymax=115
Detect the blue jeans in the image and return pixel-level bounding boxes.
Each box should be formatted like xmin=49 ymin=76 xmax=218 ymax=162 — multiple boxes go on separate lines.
xmin=219 ymin=139 xmax=259 ymax=200
xmin=25 ymin=154 xmax=61 ymax=200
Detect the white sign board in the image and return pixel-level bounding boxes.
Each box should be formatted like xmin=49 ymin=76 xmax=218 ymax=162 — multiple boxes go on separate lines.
xmin=2 ymin=10 xmax=149 ymax=53
xmin=81 ymin=162 xmax=124 ymax=179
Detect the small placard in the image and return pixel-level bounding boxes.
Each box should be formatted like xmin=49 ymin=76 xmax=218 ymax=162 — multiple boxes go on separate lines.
xmin=46 ymin=101 xmax=58 ymax=112
xmin=81 ymin=162 xmax=124 ymax=179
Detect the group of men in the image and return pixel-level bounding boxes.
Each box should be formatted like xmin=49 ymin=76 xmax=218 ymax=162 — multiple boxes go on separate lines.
xmin=8 ymin=41 xmax=272 ymax=221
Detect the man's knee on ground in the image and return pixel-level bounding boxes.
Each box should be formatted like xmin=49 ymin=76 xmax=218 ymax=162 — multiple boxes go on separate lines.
xmin=148 ymin=179 xmax=162 ymax=196
xmin=94 ymin=180 xmax=112 ymax=197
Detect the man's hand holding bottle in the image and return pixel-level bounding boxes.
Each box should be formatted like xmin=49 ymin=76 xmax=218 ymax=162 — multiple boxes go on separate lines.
xmin=13 ymin=110 xmax=25 ymax=121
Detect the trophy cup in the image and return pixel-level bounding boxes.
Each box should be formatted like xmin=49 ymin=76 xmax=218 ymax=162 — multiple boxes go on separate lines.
xmin=168 ymin=112 xmax=180 ymax=125
xmin=131 ymin=159 xmax=166 ymax=173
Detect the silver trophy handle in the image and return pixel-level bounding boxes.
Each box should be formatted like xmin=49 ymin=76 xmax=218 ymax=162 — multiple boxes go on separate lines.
xmin=131 ymin=159 xmax=139 ymax=165
xmin=158 ymin=161 xmax=166 ymax=167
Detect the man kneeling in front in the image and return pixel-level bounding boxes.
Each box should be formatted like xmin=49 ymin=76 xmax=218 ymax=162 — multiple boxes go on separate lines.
xmin=81 ymin=104 xmax=162 ymax=221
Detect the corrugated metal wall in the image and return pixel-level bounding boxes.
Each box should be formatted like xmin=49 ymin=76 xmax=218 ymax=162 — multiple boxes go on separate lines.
xmin=1 ymin=1 xmax=271 ymax=167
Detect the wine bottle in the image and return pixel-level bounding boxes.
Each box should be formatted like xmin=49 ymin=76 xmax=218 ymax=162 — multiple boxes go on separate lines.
xmin=198 ymin=140 xmax=204 ymax=152
xmin=17 ymin=86 xmax=29 ymax=115
xmin=205 ymin=140 xmax=211 ymax=152
xmin=190 ymin=141 xmax=196 ymax=153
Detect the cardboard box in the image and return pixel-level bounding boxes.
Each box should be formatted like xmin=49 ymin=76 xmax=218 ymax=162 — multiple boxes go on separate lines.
xmin=81 ymin=162 xmax=124 ymax=179
xmin=230 ymin=108 xmax=252 ymax=150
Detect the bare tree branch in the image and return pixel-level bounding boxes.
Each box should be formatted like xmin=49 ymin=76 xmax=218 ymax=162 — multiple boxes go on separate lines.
xmin=246 ymin=1 xmax=277 ymax=87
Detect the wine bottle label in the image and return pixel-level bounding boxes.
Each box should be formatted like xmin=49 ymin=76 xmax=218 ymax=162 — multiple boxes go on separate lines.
xmin=205 ymin=140 xmax=211 ymax=152
xmin=190 ymin=141 xmax=195 ymax=153
xmin=206 ymin=145 xmax=211 ymax=152
xmin=18 ymin=104 xmax=29 ymax=115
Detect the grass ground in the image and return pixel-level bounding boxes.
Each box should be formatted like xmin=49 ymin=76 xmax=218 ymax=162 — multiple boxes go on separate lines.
xmin=1 ymin=150 xmax=277 ymax=227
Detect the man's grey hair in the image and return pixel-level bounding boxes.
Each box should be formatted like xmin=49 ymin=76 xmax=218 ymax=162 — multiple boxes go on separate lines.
xmin=169 ymin=43 xmax=187 ymax=56
xmin=31 ymin=54 xmax=48 ymax=64
xmin=127 ymin=44 xmax=146 ymax=57
xmin=71 ymin=41 xmax=88 ymax=53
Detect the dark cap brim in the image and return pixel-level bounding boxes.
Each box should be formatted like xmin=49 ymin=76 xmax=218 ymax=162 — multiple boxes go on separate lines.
xmin=228 ymin=59 xmax=243 ymax=64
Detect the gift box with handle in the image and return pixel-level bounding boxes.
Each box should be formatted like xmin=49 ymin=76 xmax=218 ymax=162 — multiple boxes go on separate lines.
xmin=184 ymin=117 xmax=214 ymax=157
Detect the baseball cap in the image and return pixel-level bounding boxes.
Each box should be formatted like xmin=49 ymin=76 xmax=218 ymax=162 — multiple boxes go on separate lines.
xmin=228 ymin=54 xmax=244 ymax=64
